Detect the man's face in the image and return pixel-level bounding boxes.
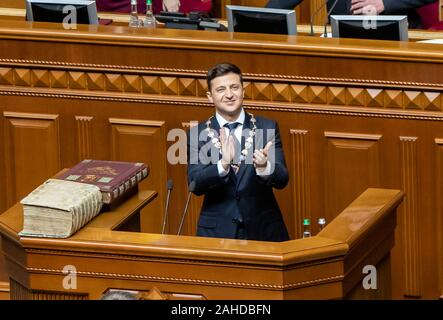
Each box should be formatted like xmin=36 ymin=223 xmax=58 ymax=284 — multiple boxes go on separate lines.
xmin=207 ymin=73 xmax=244 ymax=118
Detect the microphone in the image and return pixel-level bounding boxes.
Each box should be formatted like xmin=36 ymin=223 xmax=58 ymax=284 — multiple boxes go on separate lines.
xmin=161 ymin=179 xmax=173 ymax=234
xmin=323 ymin=0 xmax=340 ymax=38
xmin=310 ymin=0 xmax=329 ymax=36
xmin=177 ymin=181 xmax=196 ymax=236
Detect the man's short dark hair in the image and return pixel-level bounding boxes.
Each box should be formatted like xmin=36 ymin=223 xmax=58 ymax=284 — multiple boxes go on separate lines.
xmin=207 ymin=63 xmax=243 ymax=91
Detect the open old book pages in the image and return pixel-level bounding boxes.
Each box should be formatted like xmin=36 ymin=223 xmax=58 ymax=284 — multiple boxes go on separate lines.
xmin=19 ymin=179 xmax=103 ymax=238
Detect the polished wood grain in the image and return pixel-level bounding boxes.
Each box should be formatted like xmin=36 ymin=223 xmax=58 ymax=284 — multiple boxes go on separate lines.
xmin=0 ymin=21 xmax=442 ymax=299
xmin=0 ymin=281 xmax=8 ymax=300
xmin=3 ymin=112 xmax=61 ymax=208
xmin=399 ymin=136 xmax=421 ymax=297
xmin=0 ymin=188 xmax=403 ymax=299
xmin=289 ymin=129 xmax=311 ymax=238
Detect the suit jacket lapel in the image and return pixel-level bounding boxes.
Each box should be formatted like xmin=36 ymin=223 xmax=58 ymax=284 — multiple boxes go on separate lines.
xmin=210 ymin=115 xmax=221 ymax=136
xmin=236 ymin=111 xmax=252 ymax=186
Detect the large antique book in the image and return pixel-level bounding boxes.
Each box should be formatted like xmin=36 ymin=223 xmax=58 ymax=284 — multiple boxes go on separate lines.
xmin=20 ymin=179 xmax=103 ymax=238
xmin=56 ymin=159 xmax=149 ymax=204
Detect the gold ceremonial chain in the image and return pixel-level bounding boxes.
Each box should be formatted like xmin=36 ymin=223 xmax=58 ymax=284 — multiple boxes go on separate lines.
xmin=205 ymin=112 xmax=257 ymax=162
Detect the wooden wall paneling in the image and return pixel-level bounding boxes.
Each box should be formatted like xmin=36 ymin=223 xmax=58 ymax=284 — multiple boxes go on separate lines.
xmin=75 ymin=116 xmax=94 ymax=161
xmin=32 ymin=290 xmax=88 ymax=300
xmin=399 ymin=136 xmax=422 ymax=298
xmin=9 ymin=279 xmax=30 ymax=300
xmin=289 ymin=129 xmax=311 ymax=239
xmin=0 ymin=103 xmax=5 ymax=294
xmin=309 ymin=0 xmax=327 ymax=26
xmin=3 ymin=111 xmax=61 ymax=208
xmin=0 ymin=281 xmax=9 ymax=299
xmin=181 ymin=121 xmax=203 ymax=236
xmin=435 ymin=138 xmax=443 ymax=298
xmin=324 ymin=132 xmax=382 ymax=221
xmin=109 ymin=118 xmax=167 ymax=233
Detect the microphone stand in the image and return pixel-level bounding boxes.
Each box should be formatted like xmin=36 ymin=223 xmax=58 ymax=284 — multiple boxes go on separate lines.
xmin=310 ymin=0 xmax=329 ymax=36
xmin=177 ymin=181 xmax=196 ymax=236
xmin=161 ymin=179 xmax=173 ymax=234
xmin=324 ymin=0 xmax=340 ymax=37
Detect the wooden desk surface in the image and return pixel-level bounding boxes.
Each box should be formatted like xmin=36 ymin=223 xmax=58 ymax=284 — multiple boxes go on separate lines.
xmin=0 ymin=188 xmax=401 ymax=264
xmin=0 ymin=19 xmax=443 ymax=64
xmin=0 ymin=188 xmax=403 ymax=299
xmin=1 ymin=6 xmax=443 ymax=41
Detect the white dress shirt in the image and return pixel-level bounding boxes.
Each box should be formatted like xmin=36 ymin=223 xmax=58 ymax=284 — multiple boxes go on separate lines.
xmin=216 ymin=109 xmax=271 ymax=177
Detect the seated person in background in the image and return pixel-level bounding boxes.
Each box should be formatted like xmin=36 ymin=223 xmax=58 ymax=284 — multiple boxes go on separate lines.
xmin=416 ymin=1 xmax=443 ymax=29
xmin=265 ymin=0 xmax=438 ymax=29
xmin=96 ymin=0 xmax=211 ymax=15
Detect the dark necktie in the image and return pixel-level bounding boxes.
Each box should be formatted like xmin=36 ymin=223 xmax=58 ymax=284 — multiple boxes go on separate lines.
xmin=224 ymin=122 xmax=240 ymax=135
xmin=223 ymin=122 xmax=241 ymax=173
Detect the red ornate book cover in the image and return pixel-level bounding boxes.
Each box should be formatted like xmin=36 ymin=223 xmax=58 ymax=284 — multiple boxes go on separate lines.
xmin=57 ymin=159 xmax=149 ymax=204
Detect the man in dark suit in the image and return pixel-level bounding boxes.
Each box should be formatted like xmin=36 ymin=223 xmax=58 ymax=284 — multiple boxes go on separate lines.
xmin=187 ymin=63 xmax=290 ymax=242
xmin=265 ymin=0 xmax=437 ymax=29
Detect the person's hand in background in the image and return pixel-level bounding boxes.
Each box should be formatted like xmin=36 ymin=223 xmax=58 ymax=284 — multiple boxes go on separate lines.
xmin=351 ymin=0 xmax=385 ymax=15
xmin=163 ymin=0 xmax=181 ymax=12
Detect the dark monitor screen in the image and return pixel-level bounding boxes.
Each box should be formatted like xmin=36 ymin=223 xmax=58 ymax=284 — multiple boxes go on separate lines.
xmin=331 ymin=15 xmax=408 ymax=41
xmin=26 ymin=0 xmax=98 ymax=25
xmin=226 ymin=6 xmax=296 ymax=35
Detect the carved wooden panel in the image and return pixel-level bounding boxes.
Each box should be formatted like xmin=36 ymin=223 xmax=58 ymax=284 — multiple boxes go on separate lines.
xmin=324 ymin=132 xmax=382 ymax=220
xmin=310 ymin=0 xmax=327 ymax=25
xmin=399 ymin=136 xmax=421 ymax=297
xmin=10 ymin=279 xmax=87 ymax=300
xmin=366 ymin=89 xmax=384 ymax=108
xmin=49 ymin=70 xmax=68 ymax=88
xmin=309 ymin=86 xmax=327 ymax=104
xmin=86 ymin=73 xmax=105 ymax=91
xmin=141 ymin=76 xmax=160 ymax=94
xmin=272 ymin=83 xmax=291 ymax=102
xmin=32 ymin=291 xmax=88 ymax=300
xmin=31 ymin=70 xmax=49 ymax=88
xmin=435 ymin=138 xmax=443 ymax=298
xmin=75 ymin=116 xmax=94 ymax=161
xmin=178 ymin=78 xmax=197 ymax=96
xmin=3 ymin=112 xmax=61 ymax=207
xmin=346 ymin=88 xmax=367 ymax=106
xmin=0 ymin=67 xmax=13 ymax=85
xmin=13 ymin=68 xmax=31 ymax=86
xmin=423 ymin=92 xmax=441 ymax=111
xmin=159 ymin=77 xmax=178 ymax=95
xmin=0 ymin=281 xmax=9 ymax=300
xmin=327 ymin=87 xmax=346 ymax=105
xmin=404 ymin=91 xmax=422 ymax=110
xmin=1 ymin=62 xmax=443 ymax=118
xmin=182 ymin=121 xmax=202 ymax=236
xmin=252 ymin=82 xmax=272 ymax=101
xmin=109 ymin=118 xmax=167 ymax=233
xmin=290 ymin=129 xmax=311 ymax=239
xmin=104 ymin=74 xmax=123 ymax=92
xmin=68 ymin=71 xmax=86 ymax=90
xmin=385 ymin=90 xmax=403 ymax=108
xmin=291 ymin=84 xmax=310 ymax=104
xmin=10 ymin=279 xmax=31 ymax=300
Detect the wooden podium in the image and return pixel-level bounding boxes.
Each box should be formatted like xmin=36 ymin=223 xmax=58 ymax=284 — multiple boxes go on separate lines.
xmin=0 ymin=188 xmax=403 ymax=300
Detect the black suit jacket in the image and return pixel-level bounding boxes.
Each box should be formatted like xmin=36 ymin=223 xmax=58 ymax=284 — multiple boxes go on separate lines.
xmin=265 ymin=0 xmax=437 ymax=29
xmin=187 ymin=112 xmax=290 ymax=242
